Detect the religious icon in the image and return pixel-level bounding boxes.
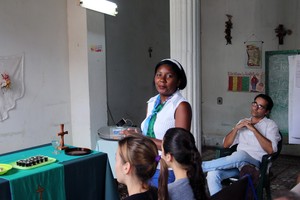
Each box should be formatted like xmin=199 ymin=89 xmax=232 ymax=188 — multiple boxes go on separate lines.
xmin=246 ymin=45 xmax=260 ymax=67
xmin=244 ymin=40 xmax=263 ymax=69
xmin=275 ymin=24 xmax=292 ymax=45
xmin=57 ymin=124 xmax=68 ymax=150
xmin=250 ymin=75 xmax=259 ymax=92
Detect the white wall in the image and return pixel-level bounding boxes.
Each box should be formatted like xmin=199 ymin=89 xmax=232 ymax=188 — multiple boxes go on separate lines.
xmin=67 ymin=0 xmax=107 ymax=150
xmin=86 ymin=11 xmax=108 ymax=149
xmin=0 ymin=0 xmax=107 ymax=153
xmin=201 ymin=0 xmax=300 ymax=147
xmin=0 ymin=0 xmax=71 ymax=153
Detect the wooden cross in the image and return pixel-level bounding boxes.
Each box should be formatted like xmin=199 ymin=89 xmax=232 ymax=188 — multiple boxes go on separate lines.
xmin=275 ymin=24 xmax=292 ymax=45
xmin=57 ymin=124 xmax=68 ymax=150
xmin=36 ymin=185 xmax=44 ymax=200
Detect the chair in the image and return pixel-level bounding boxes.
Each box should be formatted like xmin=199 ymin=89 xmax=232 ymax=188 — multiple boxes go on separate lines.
xmin=210 ymin=174 xmax=252 ymax=200
xmin=215 ymin=131 xmax=283 ymax=200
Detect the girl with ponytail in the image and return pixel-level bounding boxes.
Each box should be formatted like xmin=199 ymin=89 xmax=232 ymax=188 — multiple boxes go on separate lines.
xmin=158 ymin=128 xmax=208 ymax=200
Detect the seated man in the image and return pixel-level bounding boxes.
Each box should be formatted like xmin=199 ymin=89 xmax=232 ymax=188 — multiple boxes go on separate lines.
xmin=202 ymin=94 xmax=281 ymax=196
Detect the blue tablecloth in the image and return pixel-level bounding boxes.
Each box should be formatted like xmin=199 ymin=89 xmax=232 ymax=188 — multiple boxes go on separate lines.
xmin=0 ymin=144 xmax=119 ymax=200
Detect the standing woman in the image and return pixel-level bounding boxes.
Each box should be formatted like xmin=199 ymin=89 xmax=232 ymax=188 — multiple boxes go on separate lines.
xmin=123 ymin=58 xmax=192 ymax=187
xmin=143 ymin=58 xmax=192 ymax=186
xmin=141 ymin=58 xmax=192 ymax=148
xmin=115 ymin=135 xmax=160 ymax=200
xmin=158 ymin=128 xmax=208 ymax=200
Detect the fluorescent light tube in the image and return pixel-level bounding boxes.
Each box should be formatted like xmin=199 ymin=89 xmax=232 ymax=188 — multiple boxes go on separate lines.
xmin=79 ymin=0 xmax=118 ymax=16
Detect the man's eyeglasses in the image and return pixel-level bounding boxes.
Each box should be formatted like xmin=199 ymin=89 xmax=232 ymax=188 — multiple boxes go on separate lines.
xmin=251 ymin=102 xmax=266 ymax=110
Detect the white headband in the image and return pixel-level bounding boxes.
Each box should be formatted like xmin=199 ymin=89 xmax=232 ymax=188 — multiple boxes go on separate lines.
xmin=161 ymin=58 xmax=183 ymax=71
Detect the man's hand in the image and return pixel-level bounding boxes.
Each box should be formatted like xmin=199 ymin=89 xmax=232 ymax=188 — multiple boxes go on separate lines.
xmin=224 ymin=118 xmax=255 ymax=148
xmin=235 ymin=119 xmax=256 ymax=132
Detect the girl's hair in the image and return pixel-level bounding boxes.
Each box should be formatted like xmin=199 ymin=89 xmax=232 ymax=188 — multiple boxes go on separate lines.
xmin=118 ymin=135 xmax=159 ymax=188
xmin=158 ymin=128 xmax=208 ymax=200
xmin=154 ymin=59 xmax=187 ymax=90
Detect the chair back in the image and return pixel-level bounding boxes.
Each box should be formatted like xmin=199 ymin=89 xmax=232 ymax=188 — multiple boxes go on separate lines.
xmin=272 ymin=131 xmax=283 ymax=161
xmin=256 ymin=131 xmax=283 ymax=200
xmin=210 ymin=175 xmax=251 ymax=200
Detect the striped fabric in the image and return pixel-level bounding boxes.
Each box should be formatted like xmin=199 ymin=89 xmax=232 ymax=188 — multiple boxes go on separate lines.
xmin=228 ymin=76 xmax=250 ymax=92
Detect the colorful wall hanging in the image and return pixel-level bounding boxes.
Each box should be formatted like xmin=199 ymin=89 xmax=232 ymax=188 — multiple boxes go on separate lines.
xmin=0 ymin=54 xmax=24 ymax=121
xmin=228 ymin=72 xmax=265 ymax=93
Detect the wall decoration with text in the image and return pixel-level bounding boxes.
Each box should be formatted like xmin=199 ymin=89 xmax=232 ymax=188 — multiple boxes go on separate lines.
xmin=228 ymin=72 xmax=265 ymax=93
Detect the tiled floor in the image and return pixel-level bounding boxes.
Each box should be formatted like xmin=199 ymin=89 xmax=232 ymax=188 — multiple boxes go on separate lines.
xmin=269 ymin=154 xmax=300 ymax=191
xmin=201 ymin=146 xmax=300 ymax=196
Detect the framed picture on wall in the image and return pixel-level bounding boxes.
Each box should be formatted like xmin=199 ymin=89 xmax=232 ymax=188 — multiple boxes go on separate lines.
xmin=244 ymin=41 xmax=263 ymax=69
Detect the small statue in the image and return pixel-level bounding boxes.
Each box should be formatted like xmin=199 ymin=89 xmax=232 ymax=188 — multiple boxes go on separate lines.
xmin=275 ymin=24 xmax=292 ymax=45
xmin=225 ymin=14 xmax=233 ymax=45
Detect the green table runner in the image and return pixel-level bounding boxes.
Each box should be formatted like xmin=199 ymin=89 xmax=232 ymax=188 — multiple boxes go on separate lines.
xmin=0 ymin=145 xmax=66 ymax=200
xmin=0 ymin=144 xmax=119 ymax=200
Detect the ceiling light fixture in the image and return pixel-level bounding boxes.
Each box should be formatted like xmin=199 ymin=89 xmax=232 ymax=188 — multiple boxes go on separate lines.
xmin=79 ymin=0 xmax=118 ymax=16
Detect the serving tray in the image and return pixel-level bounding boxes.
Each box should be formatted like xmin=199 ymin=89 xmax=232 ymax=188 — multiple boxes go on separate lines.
xmin=11 ymin=156 xmax=56 ymax=170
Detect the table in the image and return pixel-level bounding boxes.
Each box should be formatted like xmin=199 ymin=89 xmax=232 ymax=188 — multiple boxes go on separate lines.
xmin=95 ymin=139 xmax=118 ymax=178
xmin=0 ymin=144 xmax=119 ymax=200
